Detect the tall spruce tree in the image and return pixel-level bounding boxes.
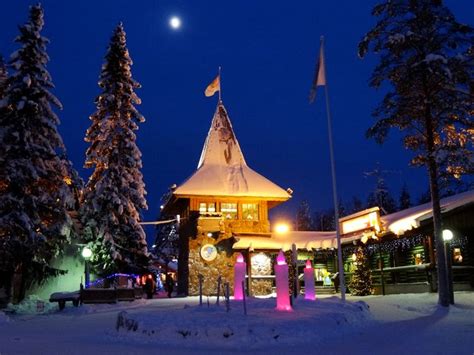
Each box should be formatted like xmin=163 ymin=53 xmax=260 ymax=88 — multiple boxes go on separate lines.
xmin=80 ymin=23 xmax=149 ymax=276
xmin=0 ymin=56 xmax=7 ymax=97
xmin=366 ymin=165 xmax=397 ymax=214
xmin=349 ymin=246 xmax=373 ymax=296
xmin=0 ymin=5 xmax=75 ymax=302
xmin=296 ymin=200 xmax=313 ymax=230
xmin=399 ymin=183 xmax=412 ymax=210
xmin=350 ymin=196 xmax=364 ymax=214
xmin=418 ymin=187 xmax=432 ymax=204
xmin=359 ymin=0 xmax=474 ymax=306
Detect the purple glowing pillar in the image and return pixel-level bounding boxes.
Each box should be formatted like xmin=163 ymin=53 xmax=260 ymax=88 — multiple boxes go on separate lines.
xmin=304 ymin=259 xmax=316 ymax=300
xmin=234 ymin=253 xmax=246 ymax=300
xmin=275 ymin=250 xmax=292 ymax=311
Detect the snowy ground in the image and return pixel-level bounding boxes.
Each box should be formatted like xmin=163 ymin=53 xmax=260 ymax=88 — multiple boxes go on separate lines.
xmin=0 ymin=292 xmax=473 ymax=354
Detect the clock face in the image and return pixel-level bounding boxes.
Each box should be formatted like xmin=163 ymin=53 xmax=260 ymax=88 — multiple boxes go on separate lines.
xmin=200 ymin=244 xmax=218 ymax=261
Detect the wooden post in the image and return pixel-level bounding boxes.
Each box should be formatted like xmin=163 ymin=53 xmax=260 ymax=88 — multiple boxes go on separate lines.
xmin=198 ymin=274 xmax=203 ymax=306
xmin=242 ymin=280 xmax=247 ymax=315
xmin=225 ymin=282 xmax=230 ymax=312
xmin=246 ymin=250 xmax=252 ymax=297
xmin=216 ymin=276 xmax=222 ymax=306
xmin=444 ymin=242 xmax=454 ymax=305
xmin=379 ymin=243 xmax=386 ymax=296
xmin=292 ymin=243 xmax=298 ymax=298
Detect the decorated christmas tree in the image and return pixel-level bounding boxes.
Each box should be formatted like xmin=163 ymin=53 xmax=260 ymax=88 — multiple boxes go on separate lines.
xmin=80 ymin=23 xmax=149 ymax=276
xmin=0 ymin=5 xmax=76 ymax=302
xmin=349 ymin=246 xmax=373 ymax=296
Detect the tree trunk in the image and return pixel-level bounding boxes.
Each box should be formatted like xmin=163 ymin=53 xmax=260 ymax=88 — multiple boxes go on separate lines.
xmin=427 ymin=157 xmax=449 ymax=306
xmin=424 ymin=106 xmax=449 ymax=307
xmin=12 ymin=264 xmax=26 ymax=304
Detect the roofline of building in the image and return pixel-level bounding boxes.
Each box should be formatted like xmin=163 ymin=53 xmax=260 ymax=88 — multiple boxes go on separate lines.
xmin=171 ymin=193 xmax=291 ymax=201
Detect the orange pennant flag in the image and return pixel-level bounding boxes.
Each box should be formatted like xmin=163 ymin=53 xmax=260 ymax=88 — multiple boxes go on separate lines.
xmin=205 ymin=75 xmax=220 ymax=97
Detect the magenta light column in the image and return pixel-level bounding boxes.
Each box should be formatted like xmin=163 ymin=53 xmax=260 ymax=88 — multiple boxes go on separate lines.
xmin=234 ymin=253 xmax=246 ymax=300
xmin=275 ymin=250 xmax=292 ymax=311
xmin=304 ymin=259 xmax=316 ymax=300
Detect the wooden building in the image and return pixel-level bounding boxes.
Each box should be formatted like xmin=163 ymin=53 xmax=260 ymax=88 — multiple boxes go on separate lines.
xmin=162 ymin=101 xmax=292 ymax=295
xmin=339 ymin=190 xmax=474 ymax=294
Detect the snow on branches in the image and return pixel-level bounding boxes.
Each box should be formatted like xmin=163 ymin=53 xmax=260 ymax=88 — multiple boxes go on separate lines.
xmin=80 ymin=23 xmax=149 ymax=275
xmin=0 ymin=4 xmax=78 ymax=294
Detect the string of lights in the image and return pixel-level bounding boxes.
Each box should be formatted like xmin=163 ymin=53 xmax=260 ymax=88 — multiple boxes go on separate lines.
xmin=342 ymin=234 xmax=469 ymax=259
xmin=86 ymin=272 xmax=139 ymax=288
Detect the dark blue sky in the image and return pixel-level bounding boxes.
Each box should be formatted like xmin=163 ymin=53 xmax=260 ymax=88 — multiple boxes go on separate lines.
xmin=1 ymin=1 xmax=472 ymax=237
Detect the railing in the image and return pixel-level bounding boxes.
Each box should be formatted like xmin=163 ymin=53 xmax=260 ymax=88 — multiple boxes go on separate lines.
xmin=344 ymin=264 xmax=473 ymax=289
xmin=248 ymin=275 xmax=275 ymax=279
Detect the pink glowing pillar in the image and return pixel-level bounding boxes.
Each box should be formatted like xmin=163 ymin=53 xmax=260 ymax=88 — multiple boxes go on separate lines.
xmin=234 ymin=253 xmax=246 ymax=300
xmin=304 ymin=259 xmax=316 ymax=300
xmin=275 ymin=250 xmax=292 ymax=311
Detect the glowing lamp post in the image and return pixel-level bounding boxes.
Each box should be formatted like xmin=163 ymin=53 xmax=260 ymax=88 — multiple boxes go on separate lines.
xmin=304 ymin=259 xmax=316 ymax=301
xmin=275 ymin=250 xmax=292 ymax=311
xmin=275 ymin=223 xmax=290 ymax=234
xmin=234 ymin=253 xmax=246 ymax=300
xmin=81 ymin=247 xmax=92 ymax=288
xmin=442 ymin=229 xmax=454 ymax=305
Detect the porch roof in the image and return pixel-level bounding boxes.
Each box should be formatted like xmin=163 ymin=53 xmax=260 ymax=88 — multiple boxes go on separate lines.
xmin=380 ymin=189 xmax=474 ymax=236
xmin=233 ymin=231 xmax=342 ymax=251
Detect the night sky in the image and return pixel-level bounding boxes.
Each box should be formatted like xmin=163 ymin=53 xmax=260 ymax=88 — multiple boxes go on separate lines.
xmin=1 ymin=1 xmax=472 ymax=240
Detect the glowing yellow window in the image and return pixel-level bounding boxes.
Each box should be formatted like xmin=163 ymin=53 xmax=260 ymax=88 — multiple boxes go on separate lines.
xmin=242 ymin=203 xmax=258 ymax=221
xmin=221 ymin=203 xmax=237 ymax=220
xmin=199 ymin=202 xmax=216 ymax=214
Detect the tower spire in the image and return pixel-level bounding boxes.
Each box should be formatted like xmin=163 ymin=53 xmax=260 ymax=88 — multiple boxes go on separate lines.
xmin=218 ymin=66 xmax=222 ymax=102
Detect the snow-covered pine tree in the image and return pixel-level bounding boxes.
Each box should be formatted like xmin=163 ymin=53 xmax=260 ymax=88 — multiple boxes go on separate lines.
xmin=359 ymin=0 xmax=474 ymax=306
xmin=0 ymin=5 xmax=76 ymax=303
xmin=350 ymin=196 xmax=364 ymax=214
xmin=349 ymin=246 xmax=373 ymax=296
xmin=338 ymin=198 xmax=347 ymax=218
xmin=418 ymin=187 xmax=432 ymax=204
xmin=296 ymin=200 xmax=312 ymax=230
xmin=399 ymin=183 xmax=412 ymax=210
xmin=0 ymin=56 xmax=7 ymax=97
xmin=313 ymin=210 xmax=334 ymax=231
xmin=366 ymin=174 xmax=397 ymax=214
xmin=153 ymin=221 xmax=179 ymax=267
xmin=80 ymin=23 xmax=149 ymax=276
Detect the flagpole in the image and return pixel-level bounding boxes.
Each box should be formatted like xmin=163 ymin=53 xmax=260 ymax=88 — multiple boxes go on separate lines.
xmin=320 ymin=36 xmax=346 ymax=302
xmin=218 ymin=66 xmax=222 ymax=102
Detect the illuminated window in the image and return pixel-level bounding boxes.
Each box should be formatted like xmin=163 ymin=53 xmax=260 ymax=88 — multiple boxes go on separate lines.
xmin=242 ymin=203 xmax=258 ymax=221
xmin=453 ymin=248 xmax=463 ymax=263
xmin=414 ymin=253 xmax=423 ymax=265
xmin=199 ymin=202 xmax=216 ymax=214
xmin=221 ymin=203 xmax=237 ymax=219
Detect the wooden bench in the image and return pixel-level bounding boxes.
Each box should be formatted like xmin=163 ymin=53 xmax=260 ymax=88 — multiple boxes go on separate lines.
xmin=80 ymin=288 xmax=118 ymax=304
xmin=134 ymin=287 xmax=144 ymax=299
xmin=49 ymin=292 xmax=81 ymax=311
xmin=116 ymin=288 xmax=135 ymax=301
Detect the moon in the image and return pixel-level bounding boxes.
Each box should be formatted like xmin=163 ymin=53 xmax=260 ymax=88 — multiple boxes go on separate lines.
xmin=169 ymin=16 xmax=181 ymax=30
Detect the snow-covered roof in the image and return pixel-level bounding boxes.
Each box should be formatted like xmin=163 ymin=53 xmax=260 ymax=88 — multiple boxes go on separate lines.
xmin=232 ymin=190 xmax=474 ymax=251
xmin=381 ymin=189 xmax=474 ymax=236
xmin=173 ymin=101 xmax=291 ymax=200
xmin=233 ymin=231 xmax=338 ymax=251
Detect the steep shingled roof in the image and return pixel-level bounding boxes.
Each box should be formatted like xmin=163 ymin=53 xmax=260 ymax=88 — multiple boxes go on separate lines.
xmin=173 ymin=101 xmax=291 ymax=199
